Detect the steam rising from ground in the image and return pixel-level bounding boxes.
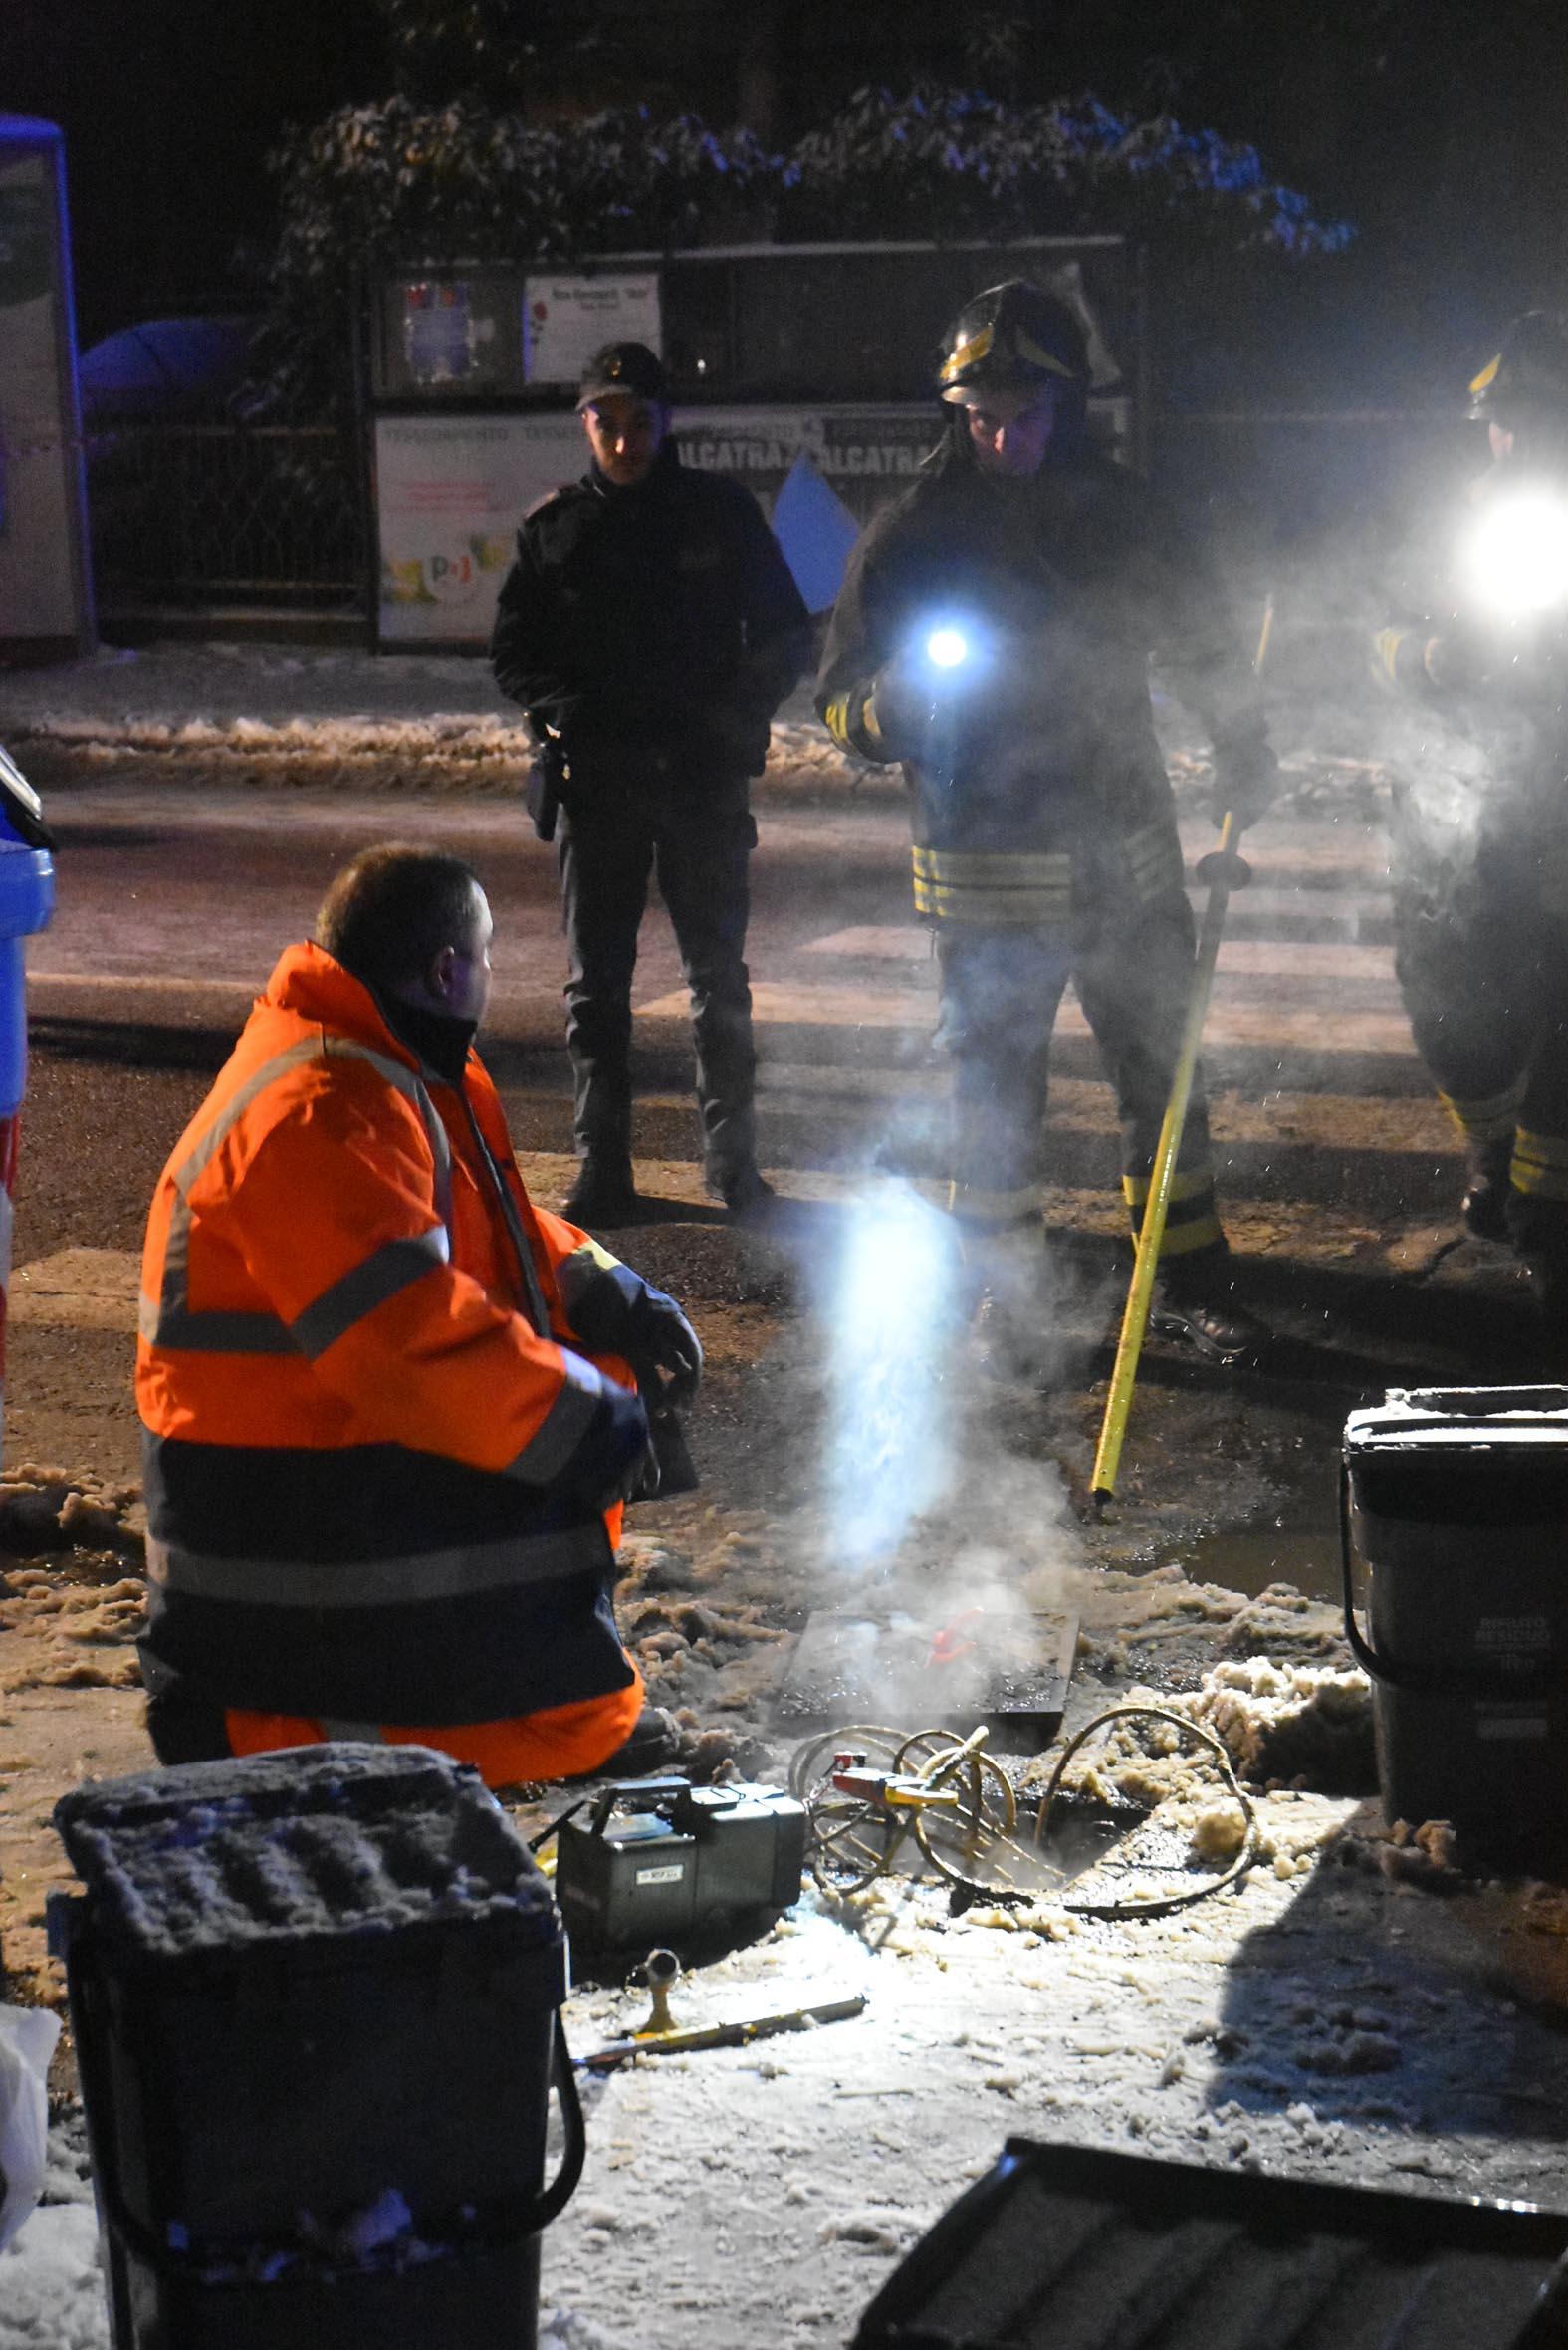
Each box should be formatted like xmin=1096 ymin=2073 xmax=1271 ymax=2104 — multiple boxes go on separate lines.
xmin=813 ymin=1181 xmax=1083 ymax=1725
xmin=819 ymin=1179 xmax=965 ymax=1574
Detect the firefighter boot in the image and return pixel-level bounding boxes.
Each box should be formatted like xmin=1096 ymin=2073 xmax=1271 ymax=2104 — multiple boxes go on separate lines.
xmin=1460 ymin=1139 xmax=1512 ymax=1243
xmin=966 ymin=1226 xmax=1058 ymax=1379
xmin=1525 ymin=1253 xmax=1568 ymax=1330
xmin=1151 ymin=1251 xmax=1267 ymax=1368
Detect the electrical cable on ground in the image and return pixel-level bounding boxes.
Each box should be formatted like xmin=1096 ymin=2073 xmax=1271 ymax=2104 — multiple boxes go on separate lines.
xmin=789 ymin=1707 xmax=1257 ymax=1918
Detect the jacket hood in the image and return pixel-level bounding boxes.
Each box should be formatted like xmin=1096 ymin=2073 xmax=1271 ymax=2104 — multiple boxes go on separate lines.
xmin=261 ymin=941 xmax=423 ymax=1067
xmin=265 ymin=941 xmax=483 ymax=1086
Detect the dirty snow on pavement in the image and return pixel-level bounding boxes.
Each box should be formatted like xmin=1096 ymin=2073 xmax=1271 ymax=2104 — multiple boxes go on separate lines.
xmin=8 ymin=1434 xmax=1568 ymax=2348
xmin=1 ymin=636 xmax=1397 ymax=820
xmin=0 ymin=641 xmax=862 ymax=799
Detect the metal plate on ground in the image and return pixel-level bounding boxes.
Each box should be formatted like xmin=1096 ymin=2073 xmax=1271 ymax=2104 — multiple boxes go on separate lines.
xmin=776 ymin=1609 xmax=1078 ymax=1754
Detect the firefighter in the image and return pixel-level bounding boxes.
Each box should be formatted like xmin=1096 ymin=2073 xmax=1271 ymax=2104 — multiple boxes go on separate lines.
xmin=815 ymin=281 xmax=1277 ymax=1364
xmin=1374 ymin=312 xmax=1568 ymax=1317
xmin=491 ymin=341 xmax=812 ymax=1226
xmin=136 ymin=842 xmax=703 ymax=1787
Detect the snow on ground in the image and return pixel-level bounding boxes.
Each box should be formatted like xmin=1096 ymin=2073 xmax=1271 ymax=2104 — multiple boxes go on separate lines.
xmin=14 ymin=1787 xmax=1568 ymax=2350
xmin=0 ymin=638 xmax=1391 ymax=820
xmin=7 ymin=1479 xmax=1568 ymax=2349
xmin=0 ymin=642 xmax=868 ymax=799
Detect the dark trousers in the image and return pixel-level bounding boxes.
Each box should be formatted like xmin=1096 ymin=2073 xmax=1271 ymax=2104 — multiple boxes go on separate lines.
xmin=936 ymin=887 xmax=1223 ymax=1260
xmin=559 ymin=799 xmax=759 ymax=1183
xmin=1393 ymin=816 xmax=1568 ymax=1265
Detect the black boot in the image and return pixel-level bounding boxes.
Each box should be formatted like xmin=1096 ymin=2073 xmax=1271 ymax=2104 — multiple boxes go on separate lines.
xmin=1525 ymin=1254 xmax=1568 ymax=1323
xmin=1151 ymin=1256 xmax=1267 ymax=1367
xmin=1460 ymin=1141 xmax=1512 ymax=1242
xmin=561 ymin=1159 xmax=640 ymax=1227
xmin=704 ymin=1161 xmax=777 ymax=1220
xmin=563 ymin=1705 xmax=683 ymax=1782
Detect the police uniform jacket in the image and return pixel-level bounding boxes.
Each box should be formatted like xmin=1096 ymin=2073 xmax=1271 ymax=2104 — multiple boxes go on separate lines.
xmin=816 ymin=431 xmax=1265 ymax=929
xmin=491 ymin=439 xmax=811 ymax=809
xmin=136 ymin=942 xmax=667 ymax=1728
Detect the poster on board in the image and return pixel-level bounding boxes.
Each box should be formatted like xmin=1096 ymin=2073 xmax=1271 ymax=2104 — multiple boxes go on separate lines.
xmin=376 ymin=399 xmax=1157 ymax=645
xmin=523 ymin=274 xmax=662 ymax=387
xmin=375 ymin=411 xmax=583 ymax=645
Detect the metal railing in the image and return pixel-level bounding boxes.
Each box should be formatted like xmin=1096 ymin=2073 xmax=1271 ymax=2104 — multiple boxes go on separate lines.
xmin=83 ymin=403 xmax=1481 ymax=622
xmin=87 ymin=417 xmax=365 ymax=608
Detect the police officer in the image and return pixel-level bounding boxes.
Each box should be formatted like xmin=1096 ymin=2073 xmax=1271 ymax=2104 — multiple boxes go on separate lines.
xmin=1375 ymin=312 xmax=1568 ymax=1317
xmin=815 ymin=281 xmax=1276 ymax=1364
xmin=492 ymin=341 xmax=811 ymax=1225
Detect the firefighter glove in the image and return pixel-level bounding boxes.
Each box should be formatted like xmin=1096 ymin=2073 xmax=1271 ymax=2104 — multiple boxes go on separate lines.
xmin=1209 ymin=732 xmax=1279 ymax=830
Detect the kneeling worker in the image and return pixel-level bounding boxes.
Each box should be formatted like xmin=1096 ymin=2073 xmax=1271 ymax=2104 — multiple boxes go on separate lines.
xmin=135 ymin=843 xmax=701 ymax=1786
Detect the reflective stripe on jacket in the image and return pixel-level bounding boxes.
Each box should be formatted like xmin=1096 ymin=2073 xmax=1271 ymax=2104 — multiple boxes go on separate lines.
xmin=909 ymin=821 xmax=1183 ymax=930
xmin=136 ymin=941 xmax=653 ymax=1727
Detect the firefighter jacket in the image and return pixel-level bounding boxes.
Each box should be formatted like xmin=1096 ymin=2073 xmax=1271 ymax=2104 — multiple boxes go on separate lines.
xmin=815 ymin=433 xmax=1268 ymax=931
xmin=490 ymin=438 xmax=811 ymax=808
xmin=136 ymin=942 xmax=664 ymax=1729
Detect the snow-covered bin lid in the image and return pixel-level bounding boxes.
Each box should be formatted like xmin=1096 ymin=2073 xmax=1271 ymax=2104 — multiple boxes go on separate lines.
xmin=1345 ymin=1385 xmax=1568 ymax=1451
xmin=53 ymin=1742 xmax=558 ymax=1964
xmin=1344 ymin=1387 xmax=1568 ymax=1523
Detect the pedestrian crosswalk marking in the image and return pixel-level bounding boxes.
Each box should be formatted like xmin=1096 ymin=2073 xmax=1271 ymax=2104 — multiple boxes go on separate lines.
xmin=797 ymin=926 xmax=1394 ymax=982
xmin=635 ymin=980 xmax=1417 ymax=1057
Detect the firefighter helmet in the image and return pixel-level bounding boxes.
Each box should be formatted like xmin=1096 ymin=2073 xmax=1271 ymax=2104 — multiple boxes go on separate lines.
xmin=938 ymin=280 xmax=1090 ymax=404
xmin=1468 ymin=312 xmax=1568 ymax=425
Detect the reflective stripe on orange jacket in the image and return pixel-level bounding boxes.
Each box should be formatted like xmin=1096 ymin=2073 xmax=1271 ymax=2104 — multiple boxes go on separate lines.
xmin=136 ymin=942 xmax=654 ymax=1733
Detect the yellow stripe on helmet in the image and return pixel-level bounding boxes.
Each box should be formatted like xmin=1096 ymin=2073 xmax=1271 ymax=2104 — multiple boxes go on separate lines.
xmin=939 ymin=323 xmax=995 ymax=382
xmin=1469 ymin=352 xmax=1502 ymax=398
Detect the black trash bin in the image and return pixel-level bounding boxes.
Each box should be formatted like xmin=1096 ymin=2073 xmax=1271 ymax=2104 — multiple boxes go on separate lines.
xmin=1342 ymin=1385 xmax=1568 ymax=1871
xmin=49 ymin=1743 xmax=583 ymax=2350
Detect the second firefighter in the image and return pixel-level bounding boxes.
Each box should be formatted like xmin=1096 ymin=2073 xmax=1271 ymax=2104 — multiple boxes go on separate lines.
xmin=1374 ymin=310 xmax=1568 ymax=1321
xmin=815 ymin=279 xmax=1276 ymax=1364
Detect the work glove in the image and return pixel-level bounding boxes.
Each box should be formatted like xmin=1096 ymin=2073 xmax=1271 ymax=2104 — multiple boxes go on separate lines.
xmin=624 ymin=1286 xmax=703 ymax=1408
xmin=870 ymin=636 xmax=992 ymax=751
xmin=1209 ymin=731 xmax=1279 ymax=831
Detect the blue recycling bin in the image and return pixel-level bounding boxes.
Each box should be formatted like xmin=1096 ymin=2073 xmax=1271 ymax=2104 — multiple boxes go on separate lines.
xmin=0 ymin=744 xmax=56 ymax=1436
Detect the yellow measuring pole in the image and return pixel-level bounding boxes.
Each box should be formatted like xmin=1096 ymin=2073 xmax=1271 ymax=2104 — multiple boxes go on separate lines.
xmin=1088 ymin=595 xmax=1273 ymax=1509
xmin=1089 ymin=810 xmax=1241 ymax=1506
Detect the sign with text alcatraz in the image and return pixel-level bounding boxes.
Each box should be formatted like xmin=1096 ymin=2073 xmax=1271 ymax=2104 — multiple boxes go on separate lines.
xmin=374 ymin=404 xmax=937 ymax=647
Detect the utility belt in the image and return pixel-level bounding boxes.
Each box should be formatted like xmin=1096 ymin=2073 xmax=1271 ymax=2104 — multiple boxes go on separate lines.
xmin=911 ymin=821 xmax=1184 ymax=929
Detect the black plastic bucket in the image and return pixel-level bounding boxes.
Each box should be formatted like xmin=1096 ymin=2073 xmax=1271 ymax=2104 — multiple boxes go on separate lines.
xmin=49 ymin=1743 xmax=584 ymax=2349
xmin=1342 ymin=1386 xmax=1568 ymax=1871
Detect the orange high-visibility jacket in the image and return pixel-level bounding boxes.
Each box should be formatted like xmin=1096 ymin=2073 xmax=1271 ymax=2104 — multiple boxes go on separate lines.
xmin=136 ymin=942 xmax=654 ymax=1733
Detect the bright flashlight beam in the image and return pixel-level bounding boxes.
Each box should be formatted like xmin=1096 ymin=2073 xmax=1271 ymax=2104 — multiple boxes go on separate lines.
xmin=926 ymin=627 xmax=969 ymax=669
xmin=1464 ymin=492 xmax=1568 ymax=616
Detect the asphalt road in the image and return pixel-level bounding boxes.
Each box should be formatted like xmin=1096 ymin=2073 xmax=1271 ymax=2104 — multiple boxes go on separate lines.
xmin=3 ymin=771 xmax=1544 ymax=1551
xmin=12 ymin=774 xmax=1452 ymax=1246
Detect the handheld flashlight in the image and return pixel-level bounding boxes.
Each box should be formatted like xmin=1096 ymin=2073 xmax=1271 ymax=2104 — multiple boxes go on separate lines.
xmin=1461 ymin=488 xmax=1568 ymax=617
xmin=925 ymin=626 xmax=970 ymax=669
